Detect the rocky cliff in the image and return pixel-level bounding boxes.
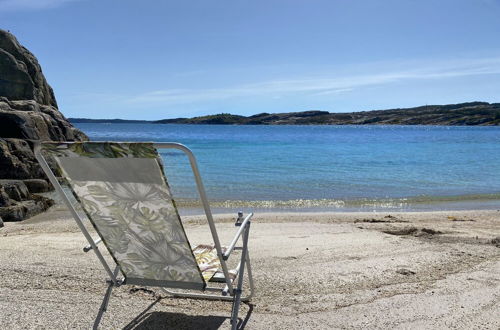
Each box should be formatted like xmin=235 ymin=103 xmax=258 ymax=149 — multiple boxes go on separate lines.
xmin=0 ymin=29 xmax=87 ymax=222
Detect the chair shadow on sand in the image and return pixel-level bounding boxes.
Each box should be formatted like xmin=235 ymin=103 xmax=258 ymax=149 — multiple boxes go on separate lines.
xmin=123 ymin=297 xmax=254 ymax=330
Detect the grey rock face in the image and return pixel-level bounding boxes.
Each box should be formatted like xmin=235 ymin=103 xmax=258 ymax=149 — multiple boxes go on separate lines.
xmin=0 ymin=29 xmax=87 ymax=221
xmin=0 ymin=138 xmax=45 ymax=180
xmin=0 ymin=30 xmax=57 ymax=107
xmin=0 ymin=98 xmax=87 ymax=140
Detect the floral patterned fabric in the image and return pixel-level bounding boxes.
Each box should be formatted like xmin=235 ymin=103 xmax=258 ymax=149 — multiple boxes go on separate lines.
xmin=43 ymin=142 xmax=206 ymax=290
xmin=192 ymin=244 xmax=238 ymax=282
xmin=42 ymin=141 xmax=159 ymax=159
xmin=192 ymin=244 xmax=222 ymax=281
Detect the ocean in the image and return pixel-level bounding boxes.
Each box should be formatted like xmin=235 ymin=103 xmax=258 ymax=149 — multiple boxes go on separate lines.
xmin=73 ymin=123 xmax=500 ymax=213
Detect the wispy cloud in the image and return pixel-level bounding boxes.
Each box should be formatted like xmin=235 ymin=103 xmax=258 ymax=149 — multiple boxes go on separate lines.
xmin=313 ymin=88 xmax=353 ymax=96
xmin=0 ymin=0 xmax=78 ymax=12
xmin=126 ymin=57 xmax=500 ymax=106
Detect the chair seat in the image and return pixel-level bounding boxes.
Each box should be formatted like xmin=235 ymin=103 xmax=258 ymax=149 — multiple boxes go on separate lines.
xmin=192 ymin=244 xmax=237 ymax=282
xmin=35 ymin=141 xmax=253 ymax=330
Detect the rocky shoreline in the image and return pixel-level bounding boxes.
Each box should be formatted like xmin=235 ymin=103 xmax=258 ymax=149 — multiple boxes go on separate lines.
xmin=0 ymin=29 xmax=87 ymax=222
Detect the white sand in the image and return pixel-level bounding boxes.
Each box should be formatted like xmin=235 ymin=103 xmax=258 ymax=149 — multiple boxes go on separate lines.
xmin=0 ymin=206 xmax=499 ymax=329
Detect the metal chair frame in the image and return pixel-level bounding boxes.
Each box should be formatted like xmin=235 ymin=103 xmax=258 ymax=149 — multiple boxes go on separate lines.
xmin=34 ymin=142 xmax=254 ymax=330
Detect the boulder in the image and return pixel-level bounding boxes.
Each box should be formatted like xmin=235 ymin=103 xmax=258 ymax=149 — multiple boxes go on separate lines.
xmin=0 ymin=216 xmax=3 ymax=228
xmin=0 ymin=180 xmax=53 ymax=221
xmin=23 ymin=178 xmax=50 ymax=193
xmin=0 ymin=29 xmax=88 ymax=221
xmin=0 ymin=180 xmax=30 ymax=202
xmin=0 ymin=196 xmax=54 ymax=222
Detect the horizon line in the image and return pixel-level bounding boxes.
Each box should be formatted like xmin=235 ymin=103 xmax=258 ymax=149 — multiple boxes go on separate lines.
xmin=66 ymin=100 xmax=497 ymax=121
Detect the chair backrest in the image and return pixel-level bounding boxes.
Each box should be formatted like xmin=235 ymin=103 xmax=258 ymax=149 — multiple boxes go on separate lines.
xmin=42 ymin=142 xmax=205 ymax=290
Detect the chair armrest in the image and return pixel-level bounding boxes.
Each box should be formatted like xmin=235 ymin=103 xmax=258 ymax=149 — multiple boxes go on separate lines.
xmin=222 ymin=212 xmax=253 ymax=260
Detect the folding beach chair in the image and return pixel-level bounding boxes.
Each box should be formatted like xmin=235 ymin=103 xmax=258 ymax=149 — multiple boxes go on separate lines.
xmin=34 ymin=142 xmax=254 ymax=329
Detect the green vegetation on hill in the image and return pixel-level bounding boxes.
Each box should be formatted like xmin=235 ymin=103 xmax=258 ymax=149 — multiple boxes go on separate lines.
xmin=156 ymin=113 xmax=247 ymax=124
xmin=155 ymin=102 xmax=500 ymax=125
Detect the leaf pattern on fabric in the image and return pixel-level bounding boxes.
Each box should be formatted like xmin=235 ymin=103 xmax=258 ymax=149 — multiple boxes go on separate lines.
xmin=42 ymin=142 xmax=158 ymax=159
xmin=71 ymin=180 xmax=203 ymax=284
xmin=42 ymin=142 xmax=205 ymax=287
xmin=192 ymin=244 xmax=237 ymax=282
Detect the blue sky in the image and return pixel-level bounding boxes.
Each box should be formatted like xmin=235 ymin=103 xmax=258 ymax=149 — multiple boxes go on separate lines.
xmin=1 ymin=0 xmax=500 ymax=120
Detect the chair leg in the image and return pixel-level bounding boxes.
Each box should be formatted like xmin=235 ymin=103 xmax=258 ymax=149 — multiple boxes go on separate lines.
xmin=93 ymin=280 xmax=115 ymax=330
xmin=243 ymin=251 xmax=254 ymax=301
xmin=93 ymin=266 xmax=120 ymax=330
xmin=230 ymin=288 xmax=242 ymax=330
xmin=230 ymin=223 xmax=250 ymax=329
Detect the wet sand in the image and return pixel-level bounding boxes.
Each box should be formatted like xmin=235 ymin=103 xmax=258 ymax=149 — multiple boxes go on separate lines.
xmin=0 ymin=205 xmax=499 ymax=329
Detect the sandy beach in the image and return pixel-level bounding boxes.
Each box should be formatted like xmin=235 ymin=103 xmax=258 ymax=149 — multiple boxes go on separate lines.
xmin=1 ymin=205 xmax=499 ymax=329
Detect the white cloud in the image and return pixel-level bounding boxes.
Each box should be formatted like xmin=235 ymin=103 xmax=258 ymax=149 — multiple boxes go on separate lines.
xmin=125 ymin=56 xmax=500 ymax=106
xmin=0 ymin=0 xmax=78 ymax=12
xmin=313 ymin=88 xmax=354 ymax=96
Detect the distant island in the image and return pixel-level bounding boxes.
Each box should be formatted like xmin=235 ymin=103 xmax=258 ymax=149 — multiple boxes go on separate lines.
xmin=69 ymin=101 xmax=500 ymax=125
xmin=68 ymin=118 xmax=151 ymax=124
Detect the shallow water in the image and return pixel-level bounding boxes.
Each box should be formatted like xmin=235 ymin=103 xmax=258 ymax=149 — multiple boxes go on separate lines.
xmin=74 ymin=123 xmax=500 ymax=212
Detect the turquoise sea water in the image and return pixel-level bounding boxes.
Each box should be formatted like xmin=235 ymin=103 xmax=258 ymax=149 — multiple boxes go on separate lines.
xmin=74 ymin=123 xmax=500 ymax=212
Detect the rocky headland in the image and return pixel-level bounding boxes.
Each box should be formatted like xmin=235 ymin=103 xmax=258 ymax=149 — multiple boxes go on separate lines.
xmin=155 ymin=102 xmax=500 ymax=125
xmin=0 ymin=29 xmax=87 ymax=222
